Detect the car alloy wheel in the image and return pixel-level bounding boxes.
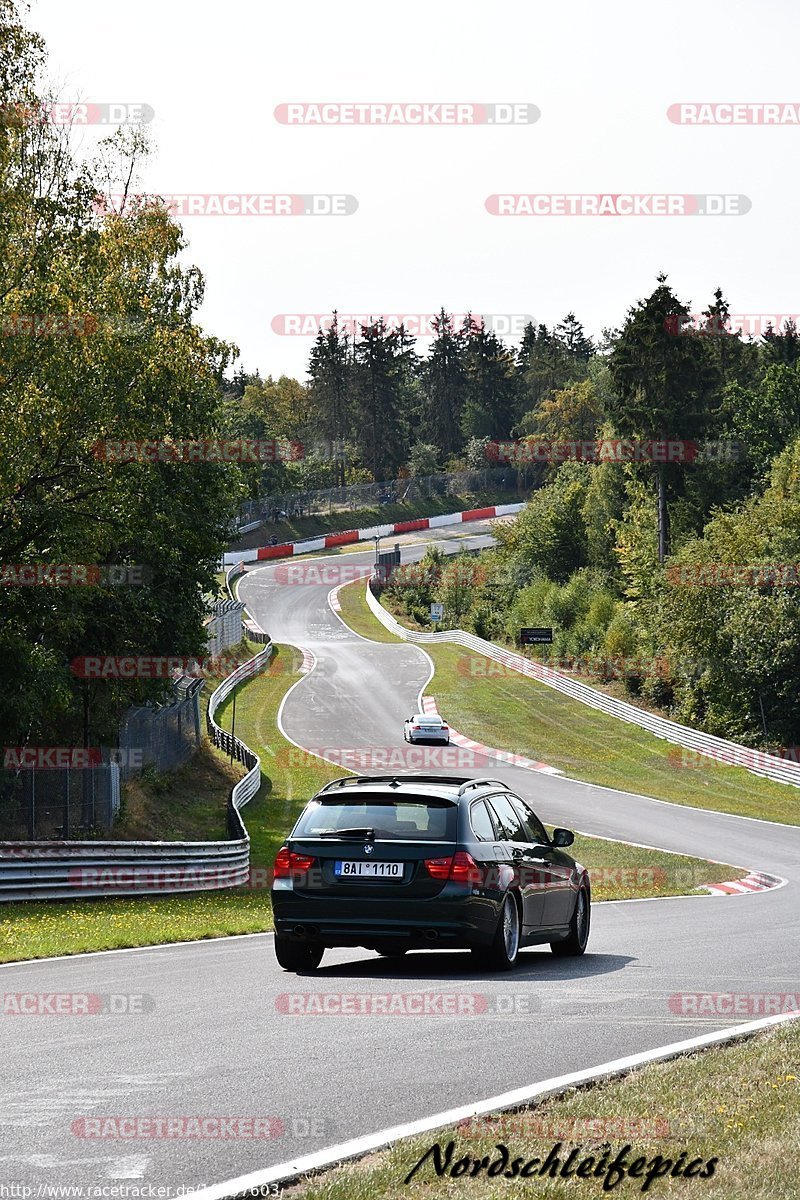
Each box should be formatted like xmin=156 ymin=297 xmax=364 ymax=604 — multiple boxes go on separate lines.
xmin=472 ymin=893 xmax=520 ymax=972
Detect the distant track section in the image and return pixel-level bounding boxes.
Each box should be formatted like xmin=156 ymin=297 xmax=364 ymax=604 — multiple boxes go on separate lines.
xmin=223 ymin=503 xmax=524 ymax=566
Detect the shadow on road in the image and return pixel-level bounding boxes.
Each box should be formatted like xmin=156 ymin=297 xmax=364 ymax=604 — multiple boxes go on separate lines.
xmin=310 ymin=949 xmax=634 ymax=983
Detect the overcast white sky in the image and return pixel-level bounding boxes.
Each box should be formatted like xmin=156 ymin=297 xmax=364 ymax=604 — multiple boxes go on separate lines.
xmin=30 ymin=0 xmax=800 ymax=381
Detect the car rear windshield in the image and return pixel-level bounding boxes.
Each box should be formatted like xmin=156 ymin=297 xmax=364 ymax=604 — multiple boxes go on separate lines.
xmin=294 ymin=796 xmax=457 ymax=841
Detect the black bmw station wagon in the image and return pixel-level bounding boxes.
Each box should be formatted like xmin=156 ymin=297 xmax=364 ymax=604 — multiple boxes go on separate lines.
xmin=271 ymin=775 xmax=590 ymax=972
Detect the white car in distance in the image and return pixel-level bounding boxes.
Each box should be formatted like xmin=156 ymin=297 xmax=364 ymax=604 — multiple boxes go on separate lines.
xmin=403 ymin=713 xmax=450 ymax=744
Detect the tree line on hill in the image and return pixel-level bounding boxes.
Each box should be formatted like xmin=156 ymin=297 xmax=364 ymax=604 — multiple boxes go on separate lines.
xmin=380 ymin=289 xmax=800 ymax=747
xmin=2 ymin=0 xmax=799 ymax=769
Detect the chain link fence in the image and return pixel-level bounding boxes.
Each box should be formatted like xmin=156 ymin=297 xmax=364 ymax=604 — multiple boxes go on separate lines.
xmin=1 ymin=688 xmax=203 ymax=840
xmin=118 ymin=688 xmax=203 ymax=783
xmin=237 ymin=466 xmax=532 ymax=527
xmin=0 ymin=762 xmax=120 ymax=840
xmin=206 ymin=599 xmax=245 ymax=655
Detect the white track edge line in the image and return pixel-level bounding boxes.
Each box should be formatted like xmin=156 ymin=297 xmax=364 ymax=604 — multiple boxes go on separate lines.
xmin=0 ymin=930 xmax=275 ymax=970
xmin=189 ymin=1010 xmax=800 ymax=1200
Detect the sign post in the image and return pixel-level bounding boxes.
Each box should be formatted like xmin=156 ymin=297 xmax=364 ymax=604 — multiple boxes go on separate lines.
xmin=519 ymin=627 xmax=553 ymax=645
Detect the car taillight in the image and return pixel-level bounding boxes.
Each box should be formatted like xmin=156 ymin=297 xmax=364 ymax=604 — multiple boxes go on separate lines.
xmin=441 ymin=724 xmax=449 ymax=731
xmin=424 ymin=856 xmax=452 ymax=879
xmin=273 ymin=847 xmax=315 ymax=879
xmin=424 ymin=852 xmax=482 ymax=884
xmin=450 ymin=851 xmax=482 ymax=883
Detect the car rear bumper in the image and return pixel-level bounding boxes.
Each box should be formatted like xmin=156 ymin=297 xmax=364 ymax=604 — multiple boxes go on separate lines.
xmin=272 ymin=892 xmax=497 ymax=948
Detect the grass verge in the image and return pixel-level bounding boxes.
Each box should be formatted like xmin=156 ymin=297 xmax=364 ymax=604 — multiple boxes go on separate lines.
xmin=340 ymin=581 xmax=800 ymax=826
xmin=112 ymin=745 xmax=243 ymax=841
xmin=335 ymin=578 xmax=398 ymax=642
xmin=280 ymin=1019 xmax=800 ymax=1200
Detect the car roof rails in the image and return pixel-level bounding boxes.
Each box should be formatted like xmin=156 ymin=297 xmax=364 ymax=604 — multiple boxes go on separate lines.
xmin=316 ymin=774 xmax=474 ymax=794
xmin=456 ymin=778 xmax=507 ymax=797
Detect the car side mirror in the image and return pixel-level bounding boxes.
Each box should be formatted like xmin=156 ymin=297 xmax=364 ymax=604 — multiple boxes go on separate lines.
xmin=552 ymin=828 xmax=574 ymax=848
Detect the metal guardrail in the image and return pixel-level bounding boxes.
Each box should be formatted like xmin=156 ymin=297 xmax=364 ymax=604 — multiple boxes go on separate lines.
xmin=225 ymin=558 xmax=246 ymax=601
xmin=365 ymin=582 xmax=800 ymax=791
xmin=226 ymin=561 xmax=271 ymax=644
xmin=0 ymin=632 xmax=274 ymax=902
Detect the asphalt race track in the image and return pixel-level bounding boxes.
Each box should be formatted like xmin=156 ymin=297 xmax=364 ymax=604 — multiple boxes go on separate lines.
xmin=3 ymin=524 xmax=799 ymax=1193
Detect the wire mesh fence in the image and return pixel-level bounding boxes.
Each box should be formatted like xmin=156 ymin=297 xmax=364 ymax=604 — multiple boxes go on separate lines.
xmin=118 ymin=689 xmax=203 ymax=782
xmin=206 ymin=599 xmax=245 ymax=655
xmin=0 ymin=762 xmax=120 ymax=840
xmin=0 ymin=684 xmax=204 ymax=840
xmin=237 ymin=465 xmax=531 ymax=527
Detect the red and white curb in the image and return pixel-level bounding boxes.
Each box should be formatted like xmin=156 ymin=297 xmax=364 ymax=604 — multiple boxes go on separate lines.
xmin=702 ymin=871 xmax=784 ymax=896
xmin=421 ymin=695 xmax=562 ymax=777
xmin=224 ymin=502 xmax=523 ymax=566
xmin=328 ymin=584 xmax=343 ymax=613
xmin=298 ymin=647 xmax=315 ymax=675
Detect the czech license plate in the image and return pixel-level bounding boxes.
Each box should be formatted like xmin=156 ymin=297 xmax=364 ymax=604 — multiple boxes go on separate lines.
xmin=334 ymin=860 xmax=403 ymax=879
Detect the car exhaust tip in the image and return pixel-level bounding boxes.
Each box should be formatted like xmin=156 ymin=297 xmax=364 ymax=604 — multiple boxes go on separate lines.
xmin=423 ymin=928 xmax=439 ymax=941
xmin=293 ymin=925 xmax=307 ymax=937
